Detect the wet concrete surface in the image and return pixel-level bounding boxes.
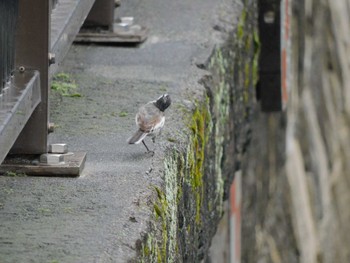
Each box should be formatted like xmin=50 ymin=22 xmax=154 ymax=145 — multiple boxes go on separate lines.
xmin=0 ymin=0 xmax=232 ymax=261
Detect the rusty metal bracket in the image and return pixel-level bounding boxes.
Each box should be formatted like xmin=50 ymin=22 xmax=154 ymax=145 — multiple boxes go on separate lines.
xmin=75 ymin=0 xmax=148 ymax=44
xmin=75 ymin=20 xmax=148 ymax=44
xmin=76 ymin=16 xmax=148 ymax=44
xmin=0 ymin=152 xmax=86 ymax=177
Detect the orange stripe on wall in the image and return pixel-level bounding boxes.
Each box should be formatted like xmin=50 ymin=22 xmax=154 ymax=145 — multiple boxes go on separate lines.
xmin=281 ymin=49 xmax=288 ymax=104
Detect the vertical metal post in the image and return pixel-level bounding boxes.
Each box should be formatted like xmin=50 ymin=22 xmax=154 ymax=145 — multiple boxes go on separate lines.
xmin=0 ymin=1 xmax=19 ymax=92
xmin=83 ymin=0 xmax=115 ymax=30
xmin=11 ymin=0 xmax=50 ymax=154
xmin=257 ymin=0 xmax=282 ymax=112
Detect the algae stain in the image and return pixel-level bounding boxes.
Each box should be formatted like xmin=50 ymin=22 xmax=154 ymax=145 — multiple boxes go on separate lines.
xmin=253 ymin=28 xmax=261 ymax=86
xmin=237 ymin=8 xmax=247 ymax=41
xmin=152 ymin=185 xmax=168 ymax=261
xmin=164 ymin=154 xmax=179 ymax=262
xmin=144 ymin=152 xmax=180 ymax=263
xmin=188 ymin=100 xmax=211 ymax=224
xmin=141 ymin=234 xmax=160 ymax=263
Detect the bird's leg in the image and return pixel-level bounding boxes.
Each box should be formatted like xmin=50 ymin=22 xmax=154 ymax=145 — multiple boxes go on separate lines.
xmin=142 ymin=140 xmax=150 ymax=152
xmin=142 ymin=140 xmax=155 ymax=156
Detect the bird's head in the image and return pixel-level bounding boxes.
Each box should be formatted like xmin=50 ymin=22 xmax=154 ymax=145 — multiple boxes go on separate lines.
xmin=155 ymin=94 xmax=171 ymax=112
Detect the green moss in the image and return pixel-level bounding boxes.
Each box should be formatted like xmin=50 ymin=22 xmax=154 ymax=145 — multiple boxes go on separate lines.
xmin=244 ymin=62 xmax=251 ymax=103
xmin=151 ymin=185 xmax=168 ymax=261
xmin=51 ymin=73 xmax=82 ymax=97
xmin=186 ymin=224 xmax=191 ymax=233
xmin=237 ymin=8 xmax=247 ymax=41
xmin=187 ymin=101 xmax=211 ymax=224
xmin=118 ymin=111 xmax=128 ymax=117
xmin=167 ymin=137 xmax=177 ymax=143
xmin=154 ymin=204 xmax=162 ymax=219
xmin=252 ymin=29 xmax=260 ymax=85
xmin=4 ymin=171 xmax=27 ymax=177
xmin=143 ymin=244 xmax=150 ymax=257
xmin=141 ymin=234 xmax=160 ymax=263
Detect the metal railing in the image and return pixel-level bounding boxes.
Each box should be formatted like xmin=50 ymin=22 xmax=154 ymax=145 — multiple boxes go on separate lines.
xmin=0 ymin=0 xmax=114 ymax=171
xmin=0 ymin=1 xmax=18 ymax=93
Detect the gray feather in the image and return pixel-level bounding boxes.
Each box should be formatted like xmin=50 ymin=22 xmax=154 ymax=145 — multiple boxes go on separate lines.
xmin=127 ymin=130 xmax=147 ymax=144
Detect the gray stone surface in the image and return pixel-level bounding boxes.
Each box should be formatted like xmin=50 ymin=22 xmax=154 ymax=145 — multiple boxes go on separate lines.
xmin=0 ymin=0 xmax=254 ymax=262
xmin=242 ymin=1 xmax=350 ymax=263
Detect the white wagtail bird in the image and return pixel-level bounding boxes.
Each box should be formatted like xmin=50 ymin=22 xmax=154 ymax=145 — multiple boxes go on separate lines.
xmin=128 ymin=94 xmax=171 ymax=153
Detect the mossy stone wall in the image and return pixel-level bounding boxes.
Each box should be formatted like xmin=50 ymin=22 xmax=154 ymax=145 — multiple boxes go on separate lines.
xmin=138 ymin=0 xmax=257 ymax=261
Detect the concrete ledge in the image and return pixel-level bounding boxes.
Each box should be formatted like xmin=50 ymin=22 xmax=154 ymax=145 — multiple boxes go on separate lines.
xmin=0 ymin=0 xmax=257 ymax=262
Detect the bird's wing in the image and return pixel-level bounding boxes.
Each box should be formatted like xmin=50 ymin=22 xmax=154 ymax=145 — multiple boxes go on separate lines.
xmin=136 ymin=105 xmax=164 ymax=132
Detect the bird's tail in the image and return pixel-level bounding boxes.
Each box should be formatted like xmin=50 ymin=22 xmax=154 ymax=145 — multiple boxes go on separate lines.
xmin=127 ymin=130 xmax=147 ymax=144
